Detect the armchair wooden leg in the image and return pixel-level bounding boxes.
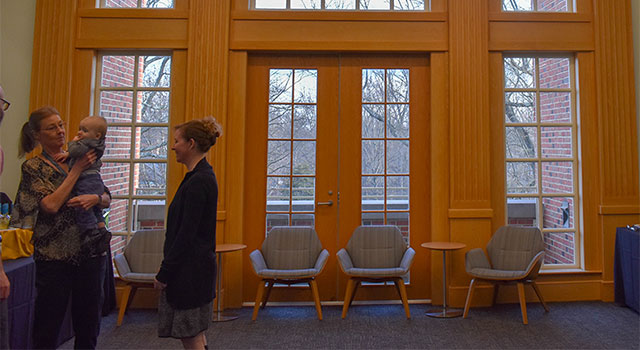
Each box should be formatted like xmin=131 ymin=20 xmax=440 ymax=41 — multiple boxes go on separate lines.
xmin=252 ymin=280 xmax=266 ymax=321
xmin=309 ymin=279 xmax=323 ymax=320
xmin=530 ymin=281 xmax=549 ymax=312
xmin=394 ymin=278 xmax=411 ymax=319
xmin=516 ymin=282 xmax=528 ymax=325
xmin=261 ymin=281 xmax=274 ymax=309
xmin=342 ymin=278 xmax=357 ymax=319
xmin=463 ymin=278 xmax=477 ymax=319
xmin=117 ymin=284 xmax=133 ymax=327
xmin=492 ymin=283 xmax=500 ymax=306
xmin=349 ymin=281 xmax=360 ymax=308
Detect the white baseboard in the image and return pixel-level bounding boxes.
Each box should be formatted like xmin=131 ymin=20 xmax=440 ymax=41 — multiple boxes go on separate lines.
xmin=241 ymin=299 xmax=432 ymax=307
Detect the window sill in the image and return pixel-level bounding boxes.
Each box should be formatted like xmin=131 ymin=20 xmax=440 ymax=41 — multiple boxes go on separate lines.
xmin=540 ymin=269 xmax=601 ymax=275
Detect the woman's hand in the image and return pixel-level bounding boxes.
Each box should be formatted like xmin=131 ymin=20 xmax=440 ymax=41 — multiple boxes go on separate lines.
xmin=67 ymin=194 xmax=101 ymax=210
xmin=53 ymin=151 xmax=69 ymax=163
xmin=70 ymin=150 xmax=97 ymax=174
xmin=154 ymin=278 xmax=167 ymax=290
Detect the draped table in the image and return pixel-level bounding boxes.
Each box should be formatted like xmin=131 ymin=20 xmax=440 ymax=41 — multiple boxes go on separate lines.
xmin=1 ymin=228 xmax=116 ymax=348
xmin=614 ymin=227 xmax=639 ymax=313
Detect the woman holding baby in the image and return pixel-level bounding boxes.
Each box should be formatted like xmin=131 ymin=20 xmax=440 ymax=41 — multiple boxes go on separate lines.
xmin=11 ymin=106 xmax=111 ymax=349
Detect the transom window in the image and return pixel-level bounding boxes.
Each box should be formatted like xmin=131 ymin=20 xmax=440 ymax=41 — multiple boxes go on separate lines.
xmin=361 ymin=68 xmax=410 ymax=243
xmin=266 ymin=69 xmax=318 ymax=232
xmin=96 ymin=53 xmax=172 ymax=256
xmin=254 ymin=0 xmax=427 ymax=11
xmin=100 ymin=0 xmax=174 ymax=8
xmin=502 ymin=0 xmax=573 ymax=12
xmin=503 ymin=54 xmax=580 ymax=268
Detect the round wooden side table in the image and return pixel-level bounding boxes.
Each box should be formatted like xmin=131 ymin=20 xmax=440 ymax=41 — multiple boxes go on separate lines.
xmin=213 ymin=243 xmax=247 ymax=322
xmin=421 ymin=242 xmax=466 ymax=318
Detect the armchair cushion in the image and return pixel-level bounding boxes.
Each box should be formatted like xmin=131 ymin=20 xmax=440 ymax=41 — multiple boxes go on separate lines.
xmin=465 ymin=226 xmax=545 ymax=281
xmin=465 ymin=248 xmax=491 ymax=272
xmin=339 ymin=226 xmax=414 ymax=278
xmin=336 ymin=248 xmax=353 ymax=271
xmin=251 ymin=227 xmax=328 ymax=280
xmin=114 ymin=229 xmax=165 ymax=284
xmin=346 ymin=225 xmax=407 ymax=268
xmin=486 ymin=226 xmax=544 ymax=271
xmin=262 ymin=226 xmax=323 ymax=270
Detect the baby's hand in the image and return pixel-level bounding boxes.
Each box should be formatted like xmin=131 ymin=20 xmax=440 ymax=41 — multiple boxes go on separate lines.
xmin=53 ymin=152 xmax=69 ymax=163
xmin=72 ymin=135 xmax=81 ymax=142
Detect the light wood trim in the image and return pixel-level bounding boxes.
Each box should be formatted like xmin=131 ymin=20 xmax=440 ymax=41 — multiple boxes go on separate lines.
xmin=451 ymin=278 xmax=605 ymax=307
xmin=76 ymin=17 xmax=188 ymax=49
xmin=576 ymin=52 xmax=600 ymax=271
xmin=226 ymin=50 xmax=248 ymax=308
xmin=69 ymin=49 xmax=95 ymax=136
xmin=448 ymin=0 xmax=491 ymax=208
xmin=167 ymin=50 xmax=187 ymax=206
xmin=489 ymin=52 xmax=505 ymax=234
xmin=29 ymin=0 xmax=78 ymax=116
xmin=78 ymin=8 xmax=189 ymax=18
xmin=447 ymin=209 xmax=493 ymax=218
xmin=230 ymin=20 xmax=448 ymax=51
xmin=598 ymin=205 xmax=640 ymax=215
xmin=593 ymin=0 xmax=639 ymax=206
xmin=489 ymin=21 xmax=594 ymax=51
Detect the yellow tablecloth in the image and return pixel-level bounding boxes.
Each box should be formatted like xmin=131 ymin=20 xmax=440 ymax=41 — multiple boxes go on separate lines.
xmin=1 ymin=228 xmax=34 ymax=260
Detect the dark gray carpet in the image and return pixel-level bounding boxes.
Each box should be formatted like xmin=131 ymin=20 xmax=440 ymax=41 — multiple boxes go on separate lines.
xmin=61 ymin=302 xmax=639 ymax=349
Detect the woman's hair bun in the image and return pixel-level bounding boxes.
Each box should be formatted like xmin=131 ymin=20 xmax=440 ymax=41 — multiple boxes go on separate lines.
xmin=202 ymin=116 xmax=222 ymax=139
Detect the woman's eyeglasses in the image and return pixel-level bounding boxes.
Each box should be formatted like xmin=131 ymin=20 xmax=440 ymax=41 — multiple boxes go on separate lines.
xmin=0 ymin=98 xmax=9 ymax=112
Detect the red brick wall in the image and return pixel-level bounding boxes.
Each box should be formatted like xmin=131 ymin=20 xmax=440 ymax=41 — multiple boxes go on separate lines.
xmin=537 ymin=57 xmax=575 ymax=264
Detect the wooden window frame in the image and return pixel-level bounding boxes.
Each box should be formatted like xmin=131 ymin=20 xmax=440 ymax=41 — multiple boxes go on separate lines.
xmin=503 ymin=53 xmax=581 ymax=269
xmin=94 ymin=51 xmax=172 ymax=244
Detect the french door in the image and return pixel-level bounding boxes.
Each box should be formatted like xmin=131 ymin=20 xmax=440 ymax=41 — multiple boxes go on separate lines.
xmin=244 ymin=54 xmax=431 ymax=303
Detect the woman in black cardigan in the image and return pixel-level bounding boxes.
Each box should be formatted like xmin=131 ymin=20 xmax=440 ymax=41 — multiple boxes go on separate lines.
xmin=154 ymin=116 xmax=221 ymax=349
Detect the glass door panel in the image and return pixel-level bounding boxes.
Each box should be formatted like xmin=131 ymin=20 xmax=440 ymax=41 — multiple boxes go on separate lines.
xmin=244 ymin=54 xmax=430 ymax=303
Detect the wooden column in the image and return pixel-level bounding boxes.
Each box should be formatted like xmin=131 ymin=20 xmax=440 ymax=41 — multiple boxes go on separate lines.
xmin=445 ymin=0 xmax=493 ymax=307
xmin=186 ymin=0 xmax=239 ymax=307
xmin=29 ymin=0 xmax=78 ymax=118
xmin=593 ymin=0 xmax=640 ymax=301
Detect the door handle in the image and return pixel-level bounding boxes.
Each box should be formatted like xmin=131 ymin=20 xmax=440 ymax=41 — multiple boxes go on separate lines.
xmin=317 ymin=200 xmax=333 ymax=206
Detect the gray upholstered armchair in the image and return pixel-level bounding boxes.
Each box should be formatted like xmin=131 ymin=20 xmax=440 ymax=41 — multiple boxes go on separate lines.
xmin=249 ymin=226 xmax=329 ymax=321
xmin=337 ymin=225 xmax=415 ymax=319
xmin=463 ymin=225 xmax=550 ymax=324
xmin=113 ymin=229 xmax=165 ymax=326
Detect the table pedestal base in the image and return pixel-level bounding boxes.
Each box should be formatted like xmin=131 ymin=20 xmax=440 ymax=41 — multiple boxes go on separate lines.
xmin=425 ymin=308 xmax=463 ymax=318
xmin=212 ymin=311 xmax=239 ymax=322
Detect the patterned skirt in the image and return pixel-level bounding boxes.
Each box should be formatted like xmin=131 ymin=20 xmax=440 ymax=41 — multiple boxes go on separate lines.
xmin=158 ymin=290 xmax=212 ymax=339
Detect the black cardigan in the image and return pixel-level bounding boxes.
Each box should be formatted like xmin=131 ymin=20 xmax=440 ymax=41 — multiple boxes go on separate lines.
xmin=156 ymin=158 xmax=218 ymax=309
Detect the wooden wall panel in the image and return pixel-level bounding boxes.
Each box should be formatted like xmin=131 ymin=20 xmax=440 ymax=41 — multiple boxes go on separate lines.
xmin=29 ymin=0 xmax=78 ymax=117
xmin=430 ymin=52 xmax=449 ymax=304
xmin=448 ymin=0 xmax=491 ymax=209
xmin=186 ymin=0 xmax=236 ymax=307
xmin=593 ymin=0 xmax=639 ymax=208
xmin=230 ymin=20 xmax=448 ymax=51
xmin=489 ymin=21 xmax=594 ymax=51
xmin=185 ymin=0 xmax=231 ymax=209
xmin=76 ymin=17 xmax=188 ymax=49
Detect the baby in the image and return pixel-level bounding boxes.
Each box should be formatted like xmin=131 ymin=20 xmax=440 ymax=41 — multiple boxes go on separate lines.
xmin=57 ymin=115 xmax=108 ymax=232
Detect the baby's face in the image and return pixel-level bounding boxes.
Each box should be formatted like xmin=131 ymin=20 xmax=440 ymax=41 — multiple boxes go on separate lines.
xmin=77 ymin=118 xmax=102 ymax=140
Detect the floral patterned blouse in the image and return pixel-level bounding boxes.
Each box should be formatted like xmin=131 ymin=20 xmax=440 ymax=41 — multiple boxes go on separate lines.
xmin=10 ymin=156 xmax=84 ymax=264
